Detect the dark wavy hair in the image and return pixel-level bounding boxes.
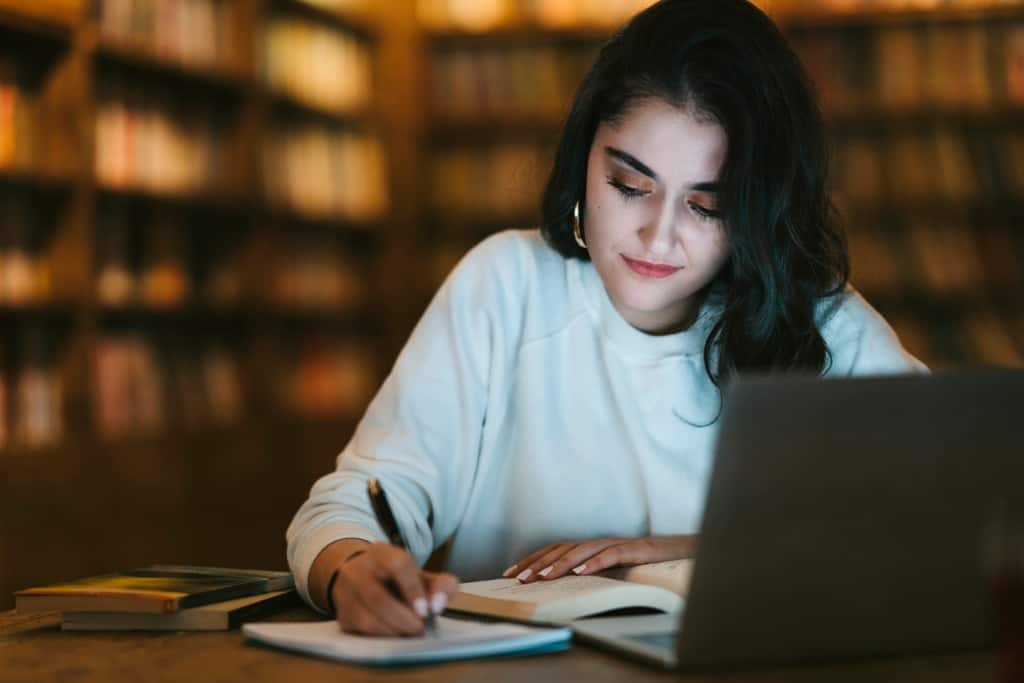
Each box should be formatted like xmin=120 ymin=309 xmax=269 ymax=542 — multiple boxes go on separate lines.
xmin=540 ymin=0 xmax=849 ymax=386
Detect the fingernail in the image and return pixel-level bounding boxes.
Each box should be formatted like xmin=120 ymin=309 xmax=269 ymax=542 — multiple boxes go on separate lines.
xmin=430 ymin=592 xmax=447 ymax=615
xmin=413 ymin=597 xmax=428 ymax=618
xmin=516 ymin=568 xmax=533 ymax=582
xmin=572 ymin=564 xmax=587 ymax=574
xmin=538 ymin=565 xmax=553 ymax=578
xmin=502 ymin=564 xmax=517 ymax=578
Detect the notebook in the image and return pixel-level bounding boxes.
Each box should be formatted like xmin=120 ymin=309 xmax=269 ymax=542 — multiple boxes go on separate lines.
xmin=242 ymin=616 xmax=571 ymax=666
xmin=573 ymin=370 xmax=1024 ymax=669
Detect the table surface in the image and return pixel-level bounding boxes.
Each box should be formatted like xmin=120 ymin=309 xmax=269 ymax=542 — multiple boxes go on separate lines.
xmin=0 ymin=607 xmax=995 ymax=683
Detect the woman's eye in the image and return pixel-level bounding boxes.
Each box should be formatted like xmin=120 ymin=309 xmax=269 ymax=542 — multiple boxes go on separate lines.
xmin=606 ymin=176 xmax=648 ymax=201
xmin=689 ymin=202 xmax=722 ymax=221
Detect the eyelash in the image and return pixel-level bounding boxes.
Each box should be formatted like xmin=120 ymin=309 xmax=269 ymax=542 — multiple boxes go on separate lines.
xmin=606 ymin=175 xmax=721 ymax=222
xmin=606 ymin=176 xmax=647 ymax=201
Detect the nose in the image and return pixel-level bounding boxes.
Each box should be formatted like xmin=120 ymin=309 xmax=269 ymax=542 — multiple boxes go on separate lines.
xmin=639 ymin=196 xmax=677 ymax=256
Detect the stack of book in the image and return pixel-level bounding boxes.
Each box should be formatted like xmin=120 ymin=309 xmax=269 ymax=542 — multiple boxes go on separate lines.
xmin=14 ymin=565 xmax=297 ymax=631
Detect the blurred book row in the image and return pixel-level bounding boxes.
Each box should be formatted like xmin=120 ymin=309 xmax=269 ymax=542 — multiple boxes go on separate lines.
xmin=0 ymin=64 xmax=35 ymax=171
xmin=92 ymin=335 xmax=245 ymax=439
xmin=277 ymin=339 xmax=377 ymax=418
xmin=848 ymin=214 xmax=1023 ymax=297
xmin=430 ymin=43 xmax=597 ymax=118
xmin=0 ymin=327 xmax=63 ymax=450
xmin=889 ymin=310 xmax=1023 ymax=369
xmin=266 ymin=235 xmax=368 ymax=311
xmin=263 ymin=16 xmax=372 ymax=114
xmin=417 ymin=0 xmax=654 ymax=31
xmin=95 ymin=81 xmax=231 ymax=196
xmin=0 ymin=327 xmax=381 ymax=449
xmin=768 ymin=0 xmax=1024 ymax=18
xmin=263 ymin=125 xmax=388 ymax=221
xmin=430 ymin=142 xmax=549 ymax=222
xmin=0 ymin=196 xmax=54 ymax=306
xmin=95 ymin=205 xmax=234 ymax=309
xmin=94 ymin=204 xmax=372 ymax=312
xmin=94 ymin=0 xmax=239 ymax=71
xmin=792 ymin=22 xmax=1024 ymax=115
xmin=831 ymin=128 xmax=1024 ymax=202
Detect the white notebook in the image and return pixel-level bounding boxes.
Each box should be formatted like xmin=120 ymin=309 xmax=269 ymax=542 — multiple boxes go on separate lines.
xmin=243 ymin=617 xmax=572 ymax=666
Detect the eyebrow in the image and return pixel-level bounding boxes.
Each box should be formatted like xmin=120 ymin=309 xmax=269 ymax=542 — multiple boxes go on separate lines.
xmin=605 ymin=146 xmax=721 ymax=193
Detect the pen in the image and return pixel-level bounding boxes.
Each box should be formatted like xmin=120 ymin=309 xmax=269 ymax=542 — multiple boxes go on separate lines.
xmin=367 ymin=477 xmax=438 ymax=636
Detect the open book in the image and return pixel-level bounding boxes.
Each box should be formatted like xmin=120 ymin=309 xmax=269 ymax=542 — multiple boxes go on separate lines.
xmin=448 ymin=559 xmax=693 ymax=624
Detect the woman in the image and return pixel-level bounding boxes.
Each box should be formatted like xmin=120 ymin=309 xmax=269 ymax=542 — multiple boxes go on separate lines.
xmin=287 ymin=0 xmax=925 ymax=636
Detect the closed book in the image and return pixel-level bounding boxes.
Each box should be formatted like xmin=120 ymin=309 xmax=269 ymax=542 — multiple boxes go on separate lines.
xmin=15 ymin=566 xmax=294 ymax=615
xmin=61 ymin=590 xmax=299 ymax=631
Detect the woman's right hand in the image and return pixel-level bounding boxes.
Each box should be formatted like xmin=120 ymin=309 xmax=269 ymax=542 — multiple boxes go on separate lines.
xmin=326 ymin=541 xmax=459 ymax=636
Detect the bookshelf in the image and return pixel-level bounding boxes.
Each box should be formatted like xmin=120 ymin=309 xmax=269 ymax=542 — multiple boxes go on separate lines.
xmin=0 ymin=0 xmax=391 ymax=610
xmin=786 ymin=4 xmax=1024 ymax=368
xmin=416 ymin=0 xmax=1024 ymax=369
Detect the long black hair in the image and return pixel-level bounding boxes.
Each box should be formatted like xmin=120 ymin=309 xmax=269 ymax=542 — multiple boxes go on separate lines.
xmin=540 ymin=0 xmax=849 ymax=386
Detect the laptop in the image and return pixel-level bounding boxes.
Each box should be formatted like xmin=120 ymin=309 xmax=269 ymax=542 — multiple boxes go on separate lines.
xmin=571 ymin=369 xmax=1024 ymax=669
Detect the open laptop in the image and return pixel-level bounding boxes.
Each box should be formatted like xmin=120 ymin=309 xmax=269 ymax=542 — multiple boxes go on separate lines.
xmin=572 ymin=369 xmax=1024 ymax=669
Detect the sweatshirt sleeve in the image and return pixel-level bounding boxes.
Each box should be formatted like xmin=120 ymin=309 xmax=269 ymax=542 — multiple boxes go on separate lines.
xmin=821 ymin=288 xmax=929 ymax=376
xmin=285 ymin=234 xmax=519 ymax=610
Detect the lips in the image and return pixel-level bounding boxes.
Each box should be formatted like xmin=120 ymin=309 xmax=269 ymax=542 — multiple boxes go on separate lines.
xmin=622 ymin=255 xmax=681 ymax=279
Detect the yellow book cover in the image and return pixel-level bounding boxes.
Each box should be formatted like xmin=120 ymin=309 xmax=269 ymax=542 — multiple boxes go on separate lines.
xmin=15 ymin=566 xmax=293 ymax=615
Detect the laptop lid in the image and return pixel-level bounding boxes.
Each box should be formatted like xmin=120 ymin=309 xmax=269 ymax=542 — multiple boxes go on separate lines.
xmin=675 ymin=369 xmax=1024 ymax=669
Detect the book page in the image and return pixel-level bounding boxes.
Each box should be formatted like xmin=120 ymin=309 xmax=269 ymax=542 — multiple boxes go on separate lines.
xmin=600 ymin=559 xmax=694 ymax=597
xmin=458 ymin=576 xmax=631 ymax=602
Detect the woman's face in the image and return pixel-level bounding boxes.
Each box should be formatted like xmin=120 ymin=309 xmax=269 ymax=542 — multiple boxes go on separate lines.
xmin=583 ymin=98 xmax=730 ymax=334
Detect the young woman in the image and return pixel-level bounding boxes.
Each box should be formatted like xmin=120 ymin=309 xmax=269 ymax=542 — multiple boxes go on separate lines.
xmin=287 ymin=0 xmax=925 ymax=636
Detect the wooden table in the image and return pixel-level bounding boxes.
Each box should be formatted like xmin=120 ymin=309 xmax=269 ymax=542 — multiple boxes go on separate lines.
xmin=0 ymin=607 xmax=995 ymax=683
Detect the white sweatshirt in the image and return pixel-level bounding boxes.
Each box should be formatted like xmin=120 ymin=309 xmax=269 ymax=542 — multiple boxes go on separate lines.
xmin=286 ymin=229 xmax=925 ymax=610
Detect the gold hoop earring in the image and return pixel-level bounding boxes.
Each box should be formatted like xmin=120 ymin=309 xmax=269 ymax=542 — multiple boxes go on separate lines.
xmin=571 ymin=201 xmax=587 ymax=249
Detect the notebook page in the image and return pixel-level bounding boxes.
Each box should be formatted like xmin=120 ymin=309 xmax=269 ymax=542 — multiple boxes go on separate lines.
xmin=243 ymin=617 xmax=571 ymax=665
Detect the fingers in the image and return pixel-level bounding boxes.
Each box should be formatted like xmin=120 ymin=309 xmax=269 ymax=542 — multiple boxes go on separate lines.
xmin=424 ymin=571 xmax=459 ymax=615
xmin=507 ymin=543 xmax=576 ymax=583
xmin=333 ymin=543 xmax=433 ymax=636
xmin=530 ymin=538 xmax=627 ymax=581
xmin=501 ymin=543 xmax=560 ymax=579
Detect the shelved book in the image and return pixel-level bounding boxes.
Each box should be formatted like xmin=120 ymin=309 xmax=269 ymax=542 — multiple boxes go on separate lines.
xmin=14 ymin=565 xmax=294 ymax=615
xmin=448 ymin=559 xmax=692 ymax=624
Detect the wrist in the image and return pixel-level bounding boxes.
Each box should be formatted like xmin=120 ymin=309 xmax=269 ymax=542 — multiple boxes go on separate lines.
xmin=325 ymin=548 xmax=367 ymax=617
xmin=309 ymin=537 xmax=371 ymax=614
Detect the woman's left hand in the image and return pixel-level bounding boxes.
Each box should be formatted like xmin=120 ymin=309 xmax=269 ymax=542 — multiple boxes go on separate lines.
xmin=503 ymin=535 xmax=696 ymax=583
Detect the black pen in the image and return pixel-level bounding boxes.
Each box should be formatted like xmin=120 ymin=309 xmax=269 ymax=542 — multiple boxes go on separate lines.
xmin=367 ymin=477 xmax=438 ymax=636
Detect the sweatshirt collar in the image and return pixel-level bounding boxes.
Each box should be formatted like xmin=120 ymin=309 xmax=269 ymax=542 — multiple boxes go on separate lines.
xmin=572 ymin=258 xmax=719 ymax=362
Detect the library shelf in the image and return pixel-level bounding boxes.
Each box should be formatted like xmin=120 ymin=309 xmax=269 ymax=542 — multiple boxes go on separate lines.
xmin=92 ymin=38 xmax=250 ymax=95
xmin=263 ymin=305 xmax=381 ymax=333
xmin=826 ymin=105 xmax=1024 ymax=131
xmin=430 ymin=212 xmax=542 ymax=239
xmin=867 ymin=290 xmax=1024 ymax=315
xmin=429 ymin=113 xmax=564 ymax=139
xmin=779 ymin=4 xmax=1024 ymax=32
xmin=0 ymin=7 xmax=72 ymax=49
xmin=95 ymin=305 xmax=252 ymax=325
xmin=425 ymin=24 xmax=613 ymax=47
xmin=0 ymin=302 xmax=76 ymax=320
xmin=96 ymin=183 xmax=249 ymax=213
xmin=269 ymin=0 xmax=376 ymax=40
xmin=265 ymin=88 xmax=375 ymax=128
xmin=264 ymin=205 xmax=386 ymax=239
xmin=0 ymin=167 xmax=75 ymax=191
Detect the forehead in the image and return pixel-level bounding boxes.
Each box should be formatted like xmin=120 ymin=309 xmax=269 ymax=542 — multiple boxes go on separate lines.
xmin=593 ymin=98 xmax=728 ymax=185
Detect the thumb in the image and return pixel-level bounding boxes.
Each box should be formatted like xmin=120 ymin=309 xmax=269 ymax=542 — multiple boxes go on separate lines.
xmin=423 ymin=571 xmax=459 ymax=615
